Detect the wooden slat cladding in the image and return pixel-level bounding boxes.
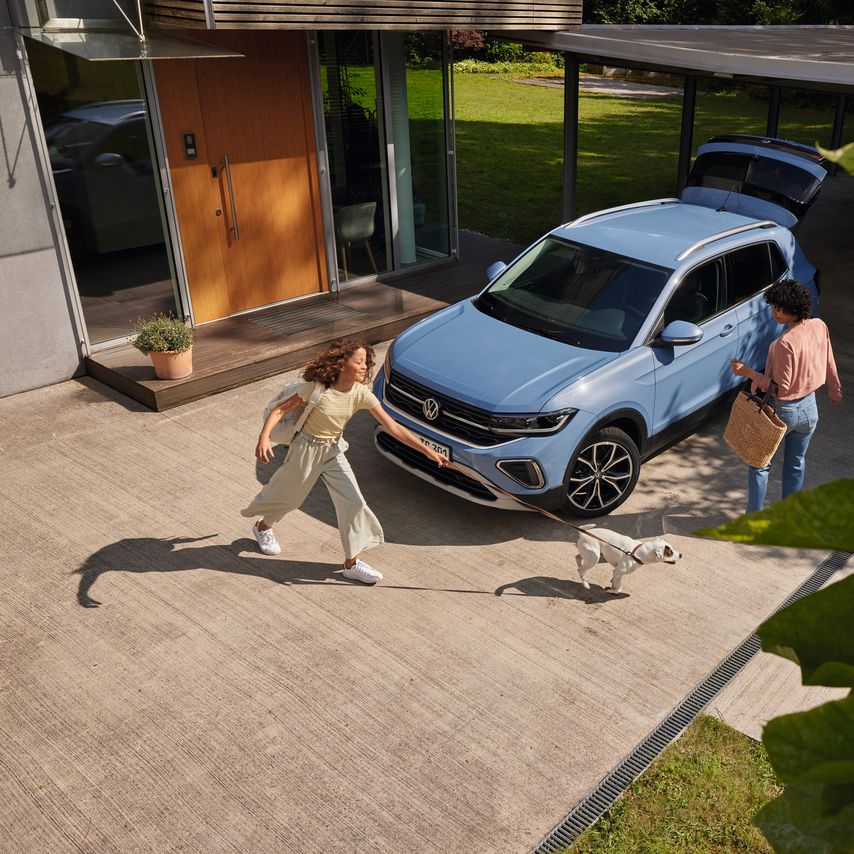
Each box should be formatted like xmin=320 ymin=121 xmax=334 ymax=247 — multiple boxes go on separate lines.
xmin=146 ymin=0 xmax=207 ymax=27
xmin=146 ymin=0 xmax=580 ymax=30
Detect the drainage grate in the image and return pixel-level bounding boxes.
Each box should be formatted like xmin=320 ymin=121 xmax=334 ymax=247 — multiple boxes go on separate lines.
xmin=249 ymin=300 xmax=362 ymax=337
xmin=534 ymin=550 xmax=852 ymax=854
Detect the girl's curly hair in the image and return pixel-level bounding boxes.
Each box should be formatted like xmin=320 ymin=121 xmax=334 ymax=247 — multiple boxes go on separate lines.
xmin=301 ymin=338 xmax=375 ymax=387
xmin=764 ymin=278 xmax=812 ymax=321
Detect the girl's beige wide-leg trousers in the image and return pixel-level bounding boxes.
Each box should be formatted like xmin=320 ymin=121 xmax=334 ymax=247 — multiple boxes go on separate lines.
xmin=241 ymin=432 xmax=384 ymax=559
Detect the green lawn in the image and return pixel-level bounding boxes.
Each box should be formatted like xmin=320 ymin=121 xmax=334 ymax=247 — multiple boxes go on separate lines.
xmin=452 ymin=73 xmax=840 ymax=246
xmin=564 ymin=715 xmax=781 ymax=854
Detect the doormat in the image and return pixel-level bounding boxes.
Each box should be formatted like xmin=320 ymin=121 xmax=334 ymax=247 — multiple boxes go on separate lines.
xmin=249 ymin=300 xmax=362 ymax=337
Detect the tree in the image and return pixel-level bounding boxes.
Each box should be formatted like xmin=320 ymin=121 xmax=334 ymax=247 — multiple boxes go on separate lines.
xmin=582 ymin=0 xmax=854 ymax=24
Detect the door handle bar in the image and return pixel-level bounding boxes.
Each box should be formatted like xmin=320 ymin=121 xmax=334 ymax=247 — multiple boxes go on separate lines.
xmin=223 ymin=154 xmax=240 ymax=241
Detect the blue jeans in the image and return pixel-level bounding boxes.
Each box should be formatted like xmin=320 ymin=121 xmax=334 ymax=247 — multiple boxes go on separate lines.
xmin=747 ymin=392 xmax=818 ymax=514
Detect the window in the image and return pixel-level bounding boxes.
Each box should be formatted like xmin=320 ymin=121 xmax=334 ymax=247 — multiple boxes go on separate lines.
xmin=664 ymin=258 xmax=724 ymax=326
xmin=726 ymin=243 xmax=779 ymax=307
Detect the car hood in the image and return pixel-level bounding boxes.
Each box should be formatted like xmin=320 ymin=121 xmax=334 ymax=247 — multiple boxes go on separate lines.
xmin=681 ymin=140 xmax=827 ymax=228
xmin=390 ymin=300 xmax=617 ymax=412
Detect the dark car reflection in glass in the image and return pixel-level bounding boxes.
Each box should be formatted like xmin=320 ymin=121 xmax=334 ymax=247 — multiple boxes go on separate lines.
xmin=47 ymin=100 xmax=163 ymax=254
xmin=45 ymin=100 xmax=177 ymax=344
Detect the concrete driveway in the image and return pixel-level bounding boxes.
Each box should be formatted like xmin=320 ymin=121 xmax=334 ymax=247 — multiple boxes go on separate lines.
xmin=1 ymin=177 xmax=850 ymax=853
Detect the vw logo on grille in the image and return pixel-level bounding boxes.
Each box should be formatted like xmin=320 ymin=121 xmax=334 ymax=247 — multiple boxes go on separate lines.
xmin=422 ymin=398 xmax=440 ymax=421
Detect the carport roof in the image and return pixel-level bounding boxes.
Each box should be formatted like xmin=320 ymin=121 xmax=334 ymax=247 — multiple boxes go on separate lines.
xmin=508 ymin=25 xmax=854 ymax=94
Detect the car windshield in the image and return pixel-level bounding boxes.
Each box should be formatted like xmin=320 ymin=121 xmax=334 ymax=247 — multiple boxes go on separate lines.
xmin=474 ymin=237 xmax=671 ymax=351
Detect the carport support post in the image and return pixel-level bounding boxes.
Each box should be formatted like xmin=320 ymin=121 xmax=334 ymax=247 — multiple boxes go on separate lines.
xmin=830 ymin=95 xmax=847 ymax=176
xmin=676 ymin=75 xmax=697 ymax=193
xmin=766 ymin=86 xmax=781 ymax=138
xmin=562 ymin=52 xmax=579 ymax=222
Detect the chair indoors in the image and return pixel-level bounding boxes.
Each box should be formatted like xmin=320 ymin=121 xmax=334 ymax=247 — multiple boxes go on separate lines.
xmin=333 ymin=201 xmax=378 ymax=281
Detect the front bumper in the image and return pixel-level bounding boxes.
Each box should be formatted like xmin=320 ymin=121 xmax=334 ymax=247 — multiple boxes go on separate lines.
xmin=373 ymin=366 xmax=594 ymax=511
xmin=374 ymin=429 xmax=529 ymax=510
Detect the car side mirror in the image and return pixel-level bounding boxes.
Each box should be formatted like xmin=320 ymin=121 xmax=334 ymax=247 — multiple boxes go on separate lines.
xmin=655 ymin=320 xmax=704 ymax=346
xmin=93 ymin=152 xmax=127 ymax=168
xmin=486 ymin=261 xmax=507 ymax=282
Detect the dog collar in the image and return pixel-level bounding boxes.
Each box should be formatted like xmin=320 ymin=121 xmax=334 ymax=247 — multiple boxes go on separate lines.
xmin=629 ymin=544 xmax=645 ymax=565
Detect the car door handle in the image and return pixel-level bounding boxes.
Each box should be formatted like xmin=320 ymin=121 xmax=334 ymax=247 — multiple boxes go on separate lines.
xmin=720 ymin=324 xmax=735 ymax=337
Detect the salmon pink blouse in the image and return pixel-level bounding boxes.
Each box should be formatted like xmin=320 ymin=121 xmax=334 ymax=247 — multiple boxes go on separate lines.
xmin=752 ymin=318 xmax=842 ymax=402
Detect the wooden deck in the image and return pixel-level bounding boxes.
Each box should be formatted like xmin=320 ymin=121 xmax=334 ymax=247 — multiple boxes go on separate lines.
xmin=85 ymin=231 xmax=521 ymax=410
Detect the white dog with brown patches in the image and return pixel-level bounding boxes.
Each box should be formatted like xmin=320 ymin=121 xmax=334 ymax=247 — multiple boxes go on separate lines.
xmin=576 ymin=528 xmax=683 ymax=594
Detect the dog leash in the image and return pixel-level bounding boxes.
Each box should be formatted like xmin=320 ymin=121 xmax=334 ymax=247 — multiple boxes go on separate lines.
xmin=442 ymin=461 xmax=644 ymax=564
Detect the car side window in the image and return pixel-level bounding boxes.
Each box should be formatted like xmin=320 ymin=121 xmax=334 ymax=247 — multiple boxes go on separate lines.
xmin=94 ymin=119 xmax=150 ymax=167
xmin=768 ymin=242 xmax=787 ymax=282
xmin=663 ymin=257 xmax=724 ymax=326
xmin=726 ymin=242 xmax=779 ymax=307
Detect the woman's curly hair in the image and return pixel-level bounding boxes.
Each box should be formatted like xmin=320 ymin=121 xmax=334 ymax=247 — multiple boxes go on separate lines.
xmin=764 ymin=278 xmax=812 ymax=321
xmin=301 ymin=338 xmax=375 ymax=387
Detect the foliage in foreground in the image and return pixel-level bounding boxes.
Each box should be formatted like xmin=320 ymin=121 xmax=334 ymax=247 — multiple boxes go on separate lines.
xmin=567 ymin=715 xmax=780 ymax=853
xmin=696 ymin=479 xmax=854 ymax=552
xmin=817 ymin=140 xmax=854 ymax=174
xmin=752 ymin=575 xmax=854 ymax=853
xmin=697 ymin=479 xmax=854 ymax=852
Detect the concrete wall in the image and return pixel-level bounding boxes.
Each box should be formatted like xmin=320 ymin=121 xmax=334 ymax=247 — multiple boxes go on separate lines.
xmin=0 ymin=0 xmax=83 ymax=398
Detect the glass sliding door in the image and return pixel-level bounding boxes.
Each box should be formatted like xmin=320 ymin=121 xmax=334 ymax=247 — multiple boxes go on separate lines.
xmin=319 ymin=32 xmax=392 ymax=282
xmin=391 ymin=32 xmax=451 ymax=265
xmin=25 ymin=40 xmax=179 ymax=345
xmin=318 ymin=30 xmax=452 ymax=284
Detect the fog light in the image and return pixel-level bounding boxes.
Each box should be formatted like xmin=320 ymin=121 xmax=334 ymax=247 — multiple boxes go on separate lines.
xmin=496 ymin=459 xmax=545 ymax=489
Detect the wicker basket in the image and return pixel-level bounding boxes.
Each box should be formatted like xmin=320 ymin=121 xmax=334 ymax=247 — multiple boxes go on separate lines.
xmin=724 ymin=389 xmax=787 ymax=468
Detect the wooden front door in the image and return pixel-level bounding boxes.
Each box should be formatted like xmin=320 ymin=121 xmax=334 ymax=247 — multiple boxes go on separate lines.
xmin=155 ymin=32 xmax=327 ymax=323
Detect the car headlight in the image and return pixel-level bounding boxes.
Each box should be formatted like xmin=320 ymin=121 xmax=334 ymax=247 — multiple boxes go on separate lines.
xmin=488 ymin=408 xmax=577 ymax=436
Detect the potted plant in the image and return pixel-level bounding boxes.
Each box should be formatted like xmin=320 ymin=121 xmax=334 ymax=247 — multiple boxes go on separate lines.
xmin=131 ymin=314 xmax=194 ymax=380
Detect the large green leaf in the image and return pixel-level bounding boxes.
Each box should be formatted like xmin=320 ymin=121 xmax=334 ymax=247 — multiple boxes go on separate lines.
xmin=757 ymin=574 xmax=854 ymax=687
xmin=755 ymin=782 xmax=854 ymax=853
xmin=763 ymin=695 xmax=854 ymax=784
xmin=695 ymin=479 xmax=854 ymax=551
xmin=817 ymin=140 xmax=854 ymax=174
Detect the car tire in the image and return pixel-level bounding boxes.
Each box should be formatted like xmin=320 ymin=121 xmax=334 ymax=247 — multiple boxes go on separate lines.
xmin=563 ymin=427 xmax=640 ymax=518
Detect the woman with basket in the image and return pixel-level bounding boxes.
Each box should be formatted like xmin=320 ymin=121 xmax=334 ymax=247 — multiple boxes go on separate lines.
xmin=730 ymin=278 xmax=842 ymax=513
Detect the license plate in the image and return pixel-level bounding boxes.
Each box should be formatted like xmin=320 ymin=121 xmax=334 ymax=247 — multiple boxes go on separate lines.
xmin=418 ymin=435 xmax=450 ymax=461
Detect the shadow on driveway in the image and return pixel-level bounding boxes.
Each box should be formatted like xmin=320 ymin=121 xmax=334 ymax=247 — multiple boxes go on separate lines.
xmin=74 ymin=535 xmax=343 ymax=607
xmin=494 ymin=576 xmax=629 ymax=602
xmin=74 ymin=535 xmax=540 ymax=607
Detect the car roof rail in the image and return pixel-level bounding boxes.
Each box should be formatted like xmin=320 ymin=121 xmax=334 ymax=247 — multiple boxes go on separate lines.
xmin=675 ymin=220 xmax=778 ymax=261
xmin=563 ymin=197 xmax=680 ymax=228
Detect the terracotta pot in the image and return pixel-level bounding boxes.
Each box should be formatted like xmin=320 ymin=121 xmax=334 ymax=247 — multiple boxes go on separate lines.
xmin=149 ymin=348 xmax=193 ymax=380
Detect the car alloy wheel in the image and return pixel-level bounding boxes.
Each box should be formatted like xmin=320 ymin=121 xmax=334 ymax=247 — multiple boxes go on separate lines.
xmin=565 ymin=427 xmax=640 ymax=518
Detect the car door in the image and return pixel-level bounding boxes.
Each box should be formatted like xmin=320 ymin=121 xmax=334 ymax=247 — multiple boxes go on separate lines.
xmin=81 ymin=117 xmax=161 ymax=252
xmin=651 ymin=256 xmax=740 ymax=434
xmin=727 ymin=242 xmax=787 ymax=369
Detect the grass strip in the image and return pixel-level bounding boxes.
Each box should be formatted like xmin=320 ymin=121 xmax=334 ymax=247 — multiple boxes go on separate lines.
xmin=564 ymin=715 xmax=780 ymax=854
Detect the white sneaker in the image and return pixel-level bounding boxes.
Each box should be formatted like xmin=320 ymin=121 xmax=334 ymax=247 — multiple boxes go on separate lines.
xmin=342 ymin=559 xmax=383 ymax=585
xmin=253 ymin=521 xmax=281 ymax=555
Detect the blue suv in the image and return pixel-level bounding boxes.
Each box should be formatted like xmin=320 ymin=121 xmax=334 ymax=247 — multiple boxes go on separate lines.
xmin=374 ymin=135 xmax=827 ymax=517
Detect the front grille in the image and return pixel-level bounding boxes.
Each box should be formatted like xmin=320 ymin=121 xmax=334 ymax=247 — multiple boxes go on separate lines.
xmin=376 ymin=432 xmax=497 ymax=502
xmin=386 ymin=370 xmax=506 ymax=447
